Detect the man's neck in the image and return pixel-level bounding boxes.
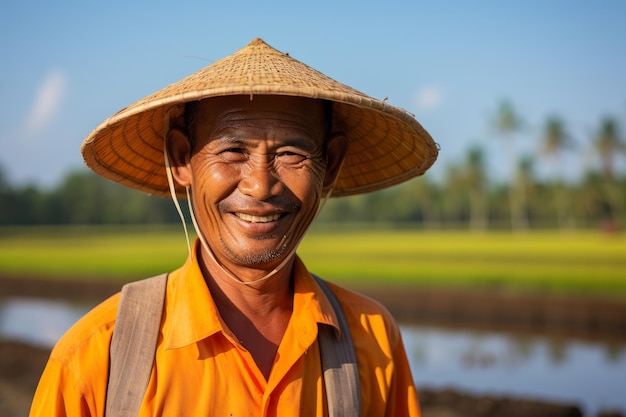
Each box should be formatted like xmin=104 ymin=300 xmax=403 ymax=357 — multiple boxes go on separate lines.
xmin=199 ymin=250 xmax=295 ymax=380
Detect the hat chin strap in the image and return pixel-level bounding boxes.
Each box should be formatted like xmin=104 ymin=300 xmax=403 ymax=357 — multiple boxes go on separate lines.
xmin=164 ymin=142 xmax=333 ymax=286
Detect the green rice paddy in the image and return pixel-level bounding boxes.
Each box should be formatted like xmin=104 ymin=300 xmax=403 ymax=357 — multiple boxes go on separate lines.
xmin=1 ymin=225 xmax=625 ymax=298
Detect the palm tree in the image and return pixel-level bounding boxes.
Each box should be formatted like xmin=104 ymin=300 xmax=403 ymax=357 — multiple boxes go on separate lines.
xmin=594 ymin=117 xmax=625 ymax=181
xmin=511 ymin=156 xmax=533 ymax=230
xmin=492 ymin=100 xmax=528 ymax=231
xmin=442 ymin=165 xmax=467 ymax=226
xmin=465 ymin=146 xmax=489 ymax=231
xmin=592 ymin=117 xmax=625 ymax=231
xmin=540 ymin=115 xmax=574 ymax=229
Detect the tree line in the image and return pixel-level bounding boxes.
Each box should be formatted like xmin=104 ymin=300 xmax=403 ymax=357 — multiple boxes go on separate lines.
xmin=1 ymin=101 xmax=624 ymax=230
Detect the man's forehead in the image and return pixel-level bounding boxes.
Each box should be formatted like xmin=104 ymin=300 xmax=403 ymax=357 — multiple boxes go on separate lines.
xmin=193 ymin=95 xmax=326 ymax=132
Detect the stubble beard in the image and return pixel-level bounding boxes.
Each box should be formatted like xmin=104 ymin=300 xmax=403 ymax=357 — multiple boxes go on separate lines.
xmin=220 ymin=234 xmax=291 ymax=267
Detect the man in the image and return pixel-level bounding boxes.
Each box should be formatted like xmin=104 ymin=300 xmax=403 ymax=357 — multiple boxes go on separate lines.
xmin=30 ymin=38 xmax=438 ymax=416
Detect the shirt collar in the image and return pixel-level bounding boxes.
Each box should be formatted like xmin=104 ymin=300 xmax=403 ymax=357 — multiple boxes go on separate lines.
xmin=163 ymin=239 xmax=339 ymax=350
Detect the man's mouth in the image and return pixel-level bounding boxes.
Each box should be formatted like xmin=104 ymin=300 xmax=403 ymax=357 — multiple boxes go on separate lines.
xmin=235 ymin=213 xmax=282 ymax=223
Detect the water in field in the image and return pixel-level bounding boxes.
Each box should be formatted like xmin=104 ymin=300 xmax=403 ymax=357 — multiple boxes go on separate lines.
xmin=402 ymin=324 xmax=626 ymax=417
xmin=0 ymin=298 xmax=90 ymax=348
xmin=1 ymin=297 xmax=625 ymax=417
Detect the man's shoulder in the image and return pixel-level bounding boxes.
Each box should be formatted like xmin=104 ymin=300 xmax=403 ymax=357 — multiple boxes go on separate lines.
xmin=322 ymin=281 xmax=396 ymax=323
xmin=322 ymin=280 xmax=404 ymax=347
xmin=50 ymin=291 xmax=121 ymax=361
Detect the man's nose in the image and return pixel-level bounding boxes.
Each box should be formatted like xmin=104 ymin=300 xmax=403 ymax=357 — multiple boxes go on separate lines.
xmin=238 ymin=159 xmax=284 ymax=200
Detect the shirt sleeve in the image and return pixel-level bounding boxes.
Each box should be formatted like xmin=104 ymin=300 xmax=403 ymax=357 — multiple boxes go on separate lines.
xmin=385 ymin=335 xmax=422 ymax=417
xmin=29 ymin=358 xmax=93 ymax=417
xmin=29 ymin=296 xmax=117 ymax=417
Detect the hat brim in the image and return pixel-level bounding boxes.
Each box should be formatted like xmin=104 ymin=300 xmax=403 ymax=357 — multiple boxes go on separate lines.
xmin=81 ymin=39 xmax=438 ymax=198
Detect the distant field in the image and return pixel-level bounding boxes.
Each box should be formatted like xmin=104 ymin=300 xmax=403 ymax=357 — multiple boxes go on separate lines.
xmin=1 ymin=225 xmax=625 ymax=298
xmin=0 ymin=226 xmax=191 ymax=280
xmin=299 ymin=227 xmax=626 ymax=297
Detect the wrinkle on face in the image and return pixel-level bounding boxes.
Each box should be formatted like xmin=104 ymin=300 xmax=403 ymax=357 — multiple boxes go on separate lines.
xmin=185 ymin=95 xmax=329 ymax=270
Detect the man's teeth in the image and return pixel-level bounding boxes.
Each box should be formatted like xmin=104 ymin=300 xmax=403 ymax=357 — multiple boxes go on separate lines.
xmin=236 ymin=213 xmax=281 ymax=223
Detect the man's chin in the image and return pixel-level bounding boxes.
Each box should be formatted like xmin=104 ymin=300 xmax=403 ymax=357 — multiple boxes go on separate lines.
xmin=225 ymin=243 xmax=292 ymax=268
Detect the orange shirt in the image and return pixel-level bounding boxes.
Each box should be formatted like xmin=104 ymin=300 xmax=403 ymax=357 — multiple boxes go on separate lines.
xmin=30 ymin=240 xmax=420 ymax=417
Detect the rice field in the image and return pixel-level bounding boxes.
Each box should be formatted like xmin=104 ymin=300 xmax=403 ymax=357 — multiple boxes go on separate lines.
xmin=299 ymin=227 xmax=626 ymax=296
xmin=1 ymin=225 xmax=625 ymax=298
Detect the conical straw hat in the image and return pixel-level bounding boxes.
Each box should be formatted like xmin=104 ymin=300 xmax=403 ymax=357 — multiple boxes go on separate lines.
xmin=81 ymin=38 xmax=438 ymax=198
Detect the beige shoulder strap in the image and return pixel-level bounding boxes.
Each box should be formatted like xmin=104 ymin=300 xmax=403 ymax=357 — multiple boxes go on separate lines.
xmin=105 ymin=273 xmax=168 ymax=417
xmin=106 ymin=273 xmax=360 ymax=417
xmin=314 ymin=275 xmax=362 ymax=417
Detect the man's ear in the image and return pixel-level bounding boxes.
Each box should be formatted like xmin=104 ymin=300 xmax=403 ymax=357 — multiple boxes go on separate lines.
xmin=165 ymin=127 xmax=192 ymax=187
xmin=323 ymin=133 xmax=348 ymax=190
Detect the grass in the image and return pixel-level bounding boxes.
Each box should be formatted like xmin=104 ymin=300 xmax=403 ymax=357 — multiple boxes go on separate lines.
xmin=0 ymin=225 xmax=191 ymax=280
xmin=299 ymin=227 xmax=626 ymax=297
xmin=1 ymin=225 xmax=625 ymax=298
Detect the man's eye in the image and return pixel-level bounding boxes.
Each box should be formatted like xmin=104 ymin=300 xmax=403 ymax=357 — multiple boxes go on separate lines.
xmin=276 ymin=151 xmax=307 ymax=164
xmin=219 ymin=148 xmax=247 ymax=161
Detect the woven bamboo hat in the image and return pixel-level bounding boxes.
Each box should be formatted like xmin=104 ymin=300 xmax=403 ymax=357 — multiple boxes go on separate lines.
xmin=81 ymin=38 xmax=438 ymax=198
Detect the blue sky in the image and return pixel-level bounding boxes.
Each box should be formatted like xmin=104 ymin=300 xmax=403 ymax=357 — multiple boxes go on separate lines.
xmin=1 ymin=1 xmax=625 ymax=189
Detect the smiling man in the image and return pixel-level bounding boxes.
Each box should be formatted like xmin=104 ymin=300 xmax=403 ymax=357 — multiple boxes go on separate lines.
xmin=30 ymin=39 xmax=438 ymax=417
xmin=171 ymin=95 xmax=343 ymax=276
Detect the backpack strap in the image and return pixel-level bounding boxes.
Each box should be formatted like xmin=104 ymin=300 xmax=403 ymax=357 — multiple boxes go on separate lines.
xmin=106 ymin=273 xmax=360 ymax=417
xmin=106 ymin=273 xmax=168 ymax=417
xmin=314 ymin=275 xmax=362 ymax=417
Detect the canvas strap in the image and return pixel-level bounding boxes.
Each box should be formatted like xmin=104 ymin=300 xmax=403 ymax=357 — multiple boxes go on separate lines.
xmin=106 ymin=273 xmax=168 ymax=417
xmin=105 ymin=274 xmax=360 ymax=417
xmin=314 ymin=275 xmax=362 ymax=417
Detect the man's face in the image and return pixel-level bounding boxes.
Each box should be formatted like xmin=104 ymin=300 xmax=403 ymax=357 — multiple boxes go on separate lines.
xmin=185 ymin=95 xmax=331 ymax=270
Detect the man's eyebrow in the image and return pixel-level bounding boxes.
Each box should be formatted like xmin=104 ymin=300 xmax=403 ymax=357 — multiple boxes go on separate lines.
xmin=211 ymin=128 xmax=319 ymax=148
xmin=209 ymin=128 xmax=249 ymax=144
xmin=281 ymin=137 xmax=319 ymax=152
